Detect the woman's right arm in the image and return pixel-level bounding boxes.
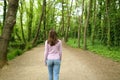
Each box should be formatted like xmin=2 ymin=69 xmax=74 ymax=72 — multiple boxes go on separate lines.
xmin=44 ymin=40 xmax=48 ymax=66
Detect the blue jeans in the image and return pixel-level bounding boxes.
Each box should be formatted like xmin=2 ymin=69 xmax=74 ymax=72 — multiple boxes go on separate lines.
xmin=47 ymin=59 xmax=61 ymax=80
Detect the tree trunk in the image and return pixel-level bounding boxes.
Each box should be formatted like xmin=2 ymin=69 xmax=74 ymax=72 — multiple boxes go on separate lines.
xmin=15 ymin=30 xmax=22 ymax=41
xmin=78 ymin=17 xmax=81 ymax=48
xmin=98 ymin=0 xmax=103 ymax=42
xmin=19 ymin=1 xmax=26 ymax=44
xmin=119 ymin=0 xmax=120 ymax=9
xmin=78 ymin=0 xmax=84 ymax=48
xmin=62 ymin=0 xmax=65 ymax=36
xmin=91 ymin=0 xmax=96 ymax=45
xmin=106 ymin=0 xmax=111 ymax=47
xmin=0 ymin=0 xmax=19 ymax=68
xmin=65 ymin=0 xmax=73 ymax=42
xmin=83 ymin=0 xmax=92 ymax=50
xmin=43 ymin=0 xmax=46 ymax=40
xmin=28 ymin=0 xmax=34 ymax=41
xmin=32 ymin=0 xmax=45 ymax=46
xmin=3 ymin=0 xmax=7 ymax=27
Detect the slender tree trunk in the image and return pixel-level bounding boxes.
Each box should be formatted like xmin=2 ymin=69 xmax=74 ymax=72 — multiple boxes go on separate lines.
xmin=3 ymin=0 xmax=7 ymax=27
xmin=98 ymin=0 xmax=103 ymax=42
xmin=62 ymin=0 xmax=65 ymax=36
xmin=28 ymin=0 xmax=34 ymax=41
xmin=43 ymin=0 xmax=46 ymax=40
xmin=15 ymin=30 xmax=22 ymax=41
xmin=119 ymin=0 xmax=120 ymax=9
xmin=32 ymin=0 xmax=45 ymax=46
xmin=53 ymin=6 xmax=56 ymax=30
xmin=65 ymin=0 xmax=73 ymax=42
xmin=83 ymin=0 xmax=92 ymax=50
xmin=101 ymin=2 xmax=104 ymax=43
xmin=78 ymin=0 xmax=84 ymax=48
xmin=91 ymin=0 xmax=96 ymax=45
xmin=106 ymin=0 xmax=111 ymax=47
xmin=82 ymin=2 xmax=87 ymax=44
xmin=78 ymin=16 xmax=81 ymax=48
xmin=0 ymin=0 xmax=19 ymax=68
xmin=19 ymin=1 xmax=26 ymax=44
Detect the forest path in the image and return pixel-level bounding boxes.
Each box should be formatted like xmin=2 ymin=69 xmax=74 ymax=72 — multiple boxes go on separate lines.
xmin=0 ymin=44 xmax=120 ymax=80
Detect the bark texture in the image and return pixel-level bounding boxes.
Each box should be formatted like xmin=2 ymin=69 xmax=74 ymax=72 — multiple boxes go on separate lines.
xmin=0 ymin=0 xmax=19 ymax=68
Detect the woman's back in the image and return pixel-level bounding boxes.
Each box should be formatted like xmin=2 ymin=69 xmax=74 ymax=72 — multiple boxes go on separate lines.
xmin=46 ymin=40 xmax=62 ymax=60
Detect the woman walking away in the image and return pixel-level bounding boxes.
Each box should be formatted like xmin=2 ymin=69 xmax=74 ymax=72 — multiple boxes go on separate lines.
xmin=44 ymin=29 xmax=62 ymax=80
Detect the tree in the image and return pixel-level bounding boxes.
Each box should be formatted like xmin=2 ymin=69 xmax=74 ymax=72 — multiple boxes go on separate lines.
xmin=62 ymin=0 xmax=65 ymax=36
xmin=32 ymin=0 xmax=45 ymax=46
xmin=91 ymin=0 xmax=97 ymax=45
xmin=78 ymin=0 xmax=84 ymax=48
xmin=19 ymin=0 xmax=26 ymax=43
xmin=0 ymin=0 xmax=19 ymax=68
xmin=3 ymin=0 xmax=7 ymax=27
xmin=65 ymin=0 xmax=73 ymax=42
xmin=105 ymin=0 xmax=111 ymax=47
xmin=27 ymin=0 xmax=34 ymax=41
xmin=83 ymin=0 xmax=92 ymax=50
xmin=43 ymin=0 xmax=46 ymax=40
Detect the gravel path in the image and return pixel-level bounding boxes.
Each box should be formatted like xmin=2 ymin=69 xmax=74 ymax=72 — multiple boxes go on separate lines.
xmin=0 ymin=44 xmax=120 ymax=80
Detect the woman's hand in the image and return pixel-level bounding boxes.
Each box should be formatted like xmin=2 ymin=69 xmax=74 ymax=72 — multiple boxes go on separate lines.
xmin=45 ymin=61 xmax=47 ymax=66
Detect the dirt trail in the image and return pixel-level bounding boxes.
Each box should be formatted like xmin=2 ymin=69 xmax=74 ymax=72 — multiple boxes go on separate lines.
xmin=0 ymin=44 xmax=120 ymax=80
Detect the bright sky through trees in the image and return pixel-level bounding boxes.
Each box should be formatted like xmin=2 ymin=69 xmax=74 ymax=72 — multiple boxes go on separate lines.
xmin=0 ymin=0 xmax=3 ymax=22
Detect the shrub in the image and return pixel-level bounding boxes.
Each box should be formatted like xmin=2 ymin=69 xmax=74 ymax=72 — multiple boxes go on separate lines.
xmin=7 ymin=49 xmax=23 ymax=60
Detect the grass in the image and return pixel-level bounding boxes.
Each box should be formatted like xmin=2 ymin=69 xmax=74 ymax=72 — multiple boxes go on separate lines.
xmin=7 ymin=48 xmax=23 ymax=60
xmin=7 ymin=41 xmax=43 ymax=60
xmin=67 ymin=38 xmax=120 ymax=62
xmin=66 ymin=38 xmax=78 ymax=48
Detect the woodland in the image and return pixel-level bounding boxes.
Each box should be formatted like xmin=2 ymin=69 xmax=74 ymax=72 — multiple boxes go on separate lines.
xmin=0 ymin=0 xmax=120 ymax=68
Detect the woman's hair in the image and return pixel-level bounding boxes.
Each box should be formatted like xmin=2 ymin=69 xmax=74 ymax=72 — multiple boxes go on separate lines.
xmin=47 ymin=29 xmax=58 ymax=46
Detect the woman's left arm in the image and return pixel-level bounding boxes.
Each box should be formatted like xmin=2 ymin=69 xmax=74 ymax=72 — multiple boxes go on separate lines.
xmin=59 ymin=40 xmax=62 ymax=61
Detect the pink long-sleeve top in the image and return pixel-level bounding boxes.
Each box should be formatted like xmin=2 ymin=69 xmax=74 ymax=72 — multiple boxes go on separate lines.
xmin=44 ymin=40 xmax=62 ymax=62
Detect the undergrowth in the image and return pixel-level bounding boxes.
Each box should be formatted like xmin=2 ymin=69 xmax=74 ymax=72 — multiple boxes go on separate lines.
xmin=67 ymin=38 xmax=120 ymax=62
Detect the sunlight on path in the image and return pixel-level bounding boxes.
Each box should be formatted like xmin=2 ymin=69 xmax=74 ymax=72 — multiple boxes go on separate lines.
xmin=0 ymin=45 xmax=120 ymax=80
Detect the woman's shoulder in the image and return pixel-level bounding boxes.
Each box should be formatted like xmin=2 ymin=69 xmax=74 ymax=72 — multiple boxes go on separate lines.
xmin=45 ymin=40 xmax=47 ymax=42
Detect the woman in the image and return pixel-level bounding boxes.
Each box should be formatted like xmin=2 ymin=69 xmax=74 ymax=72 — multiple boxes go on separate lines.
xmin=44 ymin=29 xmax=62 ymax=80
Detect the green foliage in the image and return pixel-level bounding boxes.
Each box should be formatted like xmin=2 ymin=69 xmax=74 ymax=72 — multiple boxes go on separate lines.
xmin=0 ymin=23 xmax=2 ymax=35
xmin=24 ymin=42 xmax=33 ymax=51
xmin=7 ymin=48 xmax=23 ymax=60
xmin=9 ymin=42 xmax=25 ymax=50
xmin=36 ymin=40 xmax=44 ymax=44
xmin=8 ymin=42 xmax=25 ymax=60
xmin=66 ymin=38 xmax=79 ymax=48
xmin=88 ymin=44 xmax=120 ymax=62
xmin=67 ymin=38 xmax=120 ymax=62
xmin=1 ymin=0 xmax=120 ymax=62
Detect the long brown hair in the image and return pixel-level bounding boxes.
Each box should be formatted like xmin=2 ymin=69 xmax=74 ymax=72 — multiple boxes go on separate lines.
xmin=47 ymin=29 xmax=58 ymax=46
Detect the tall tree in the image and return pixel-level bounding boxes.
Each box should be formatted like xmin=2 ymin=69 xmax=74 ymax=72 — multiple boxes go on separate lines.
xmin=65 ymin=0 xmax=73 ymax=42
xmin=19 ymin=0 xmax=26 ymax=43
xmin=106 ymin=0 xmax=111 ymax=47
xmin=43 ymin=0 xmax=46 ymax=40
xmin=0 ymin=0 xmax=19 ymax=68
xmin=32 ymin=0 xmax=45 ymax=46
xmin=62 ymin=0 xmax=65 ymax=36
xmin=98 ymin=0 xmax=103 ymax=42
xmin=28 ymin=0 xmax=34 ymax=41
xmin=91 ymin=0 xmax=97 ymax=45
xmin=3 ymin=0 xmax=7 ymax=27
xmin=83 ymin=0 xmax=92 ymax=50
xmin=78 ymin=0 xmax=84 ymax=48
